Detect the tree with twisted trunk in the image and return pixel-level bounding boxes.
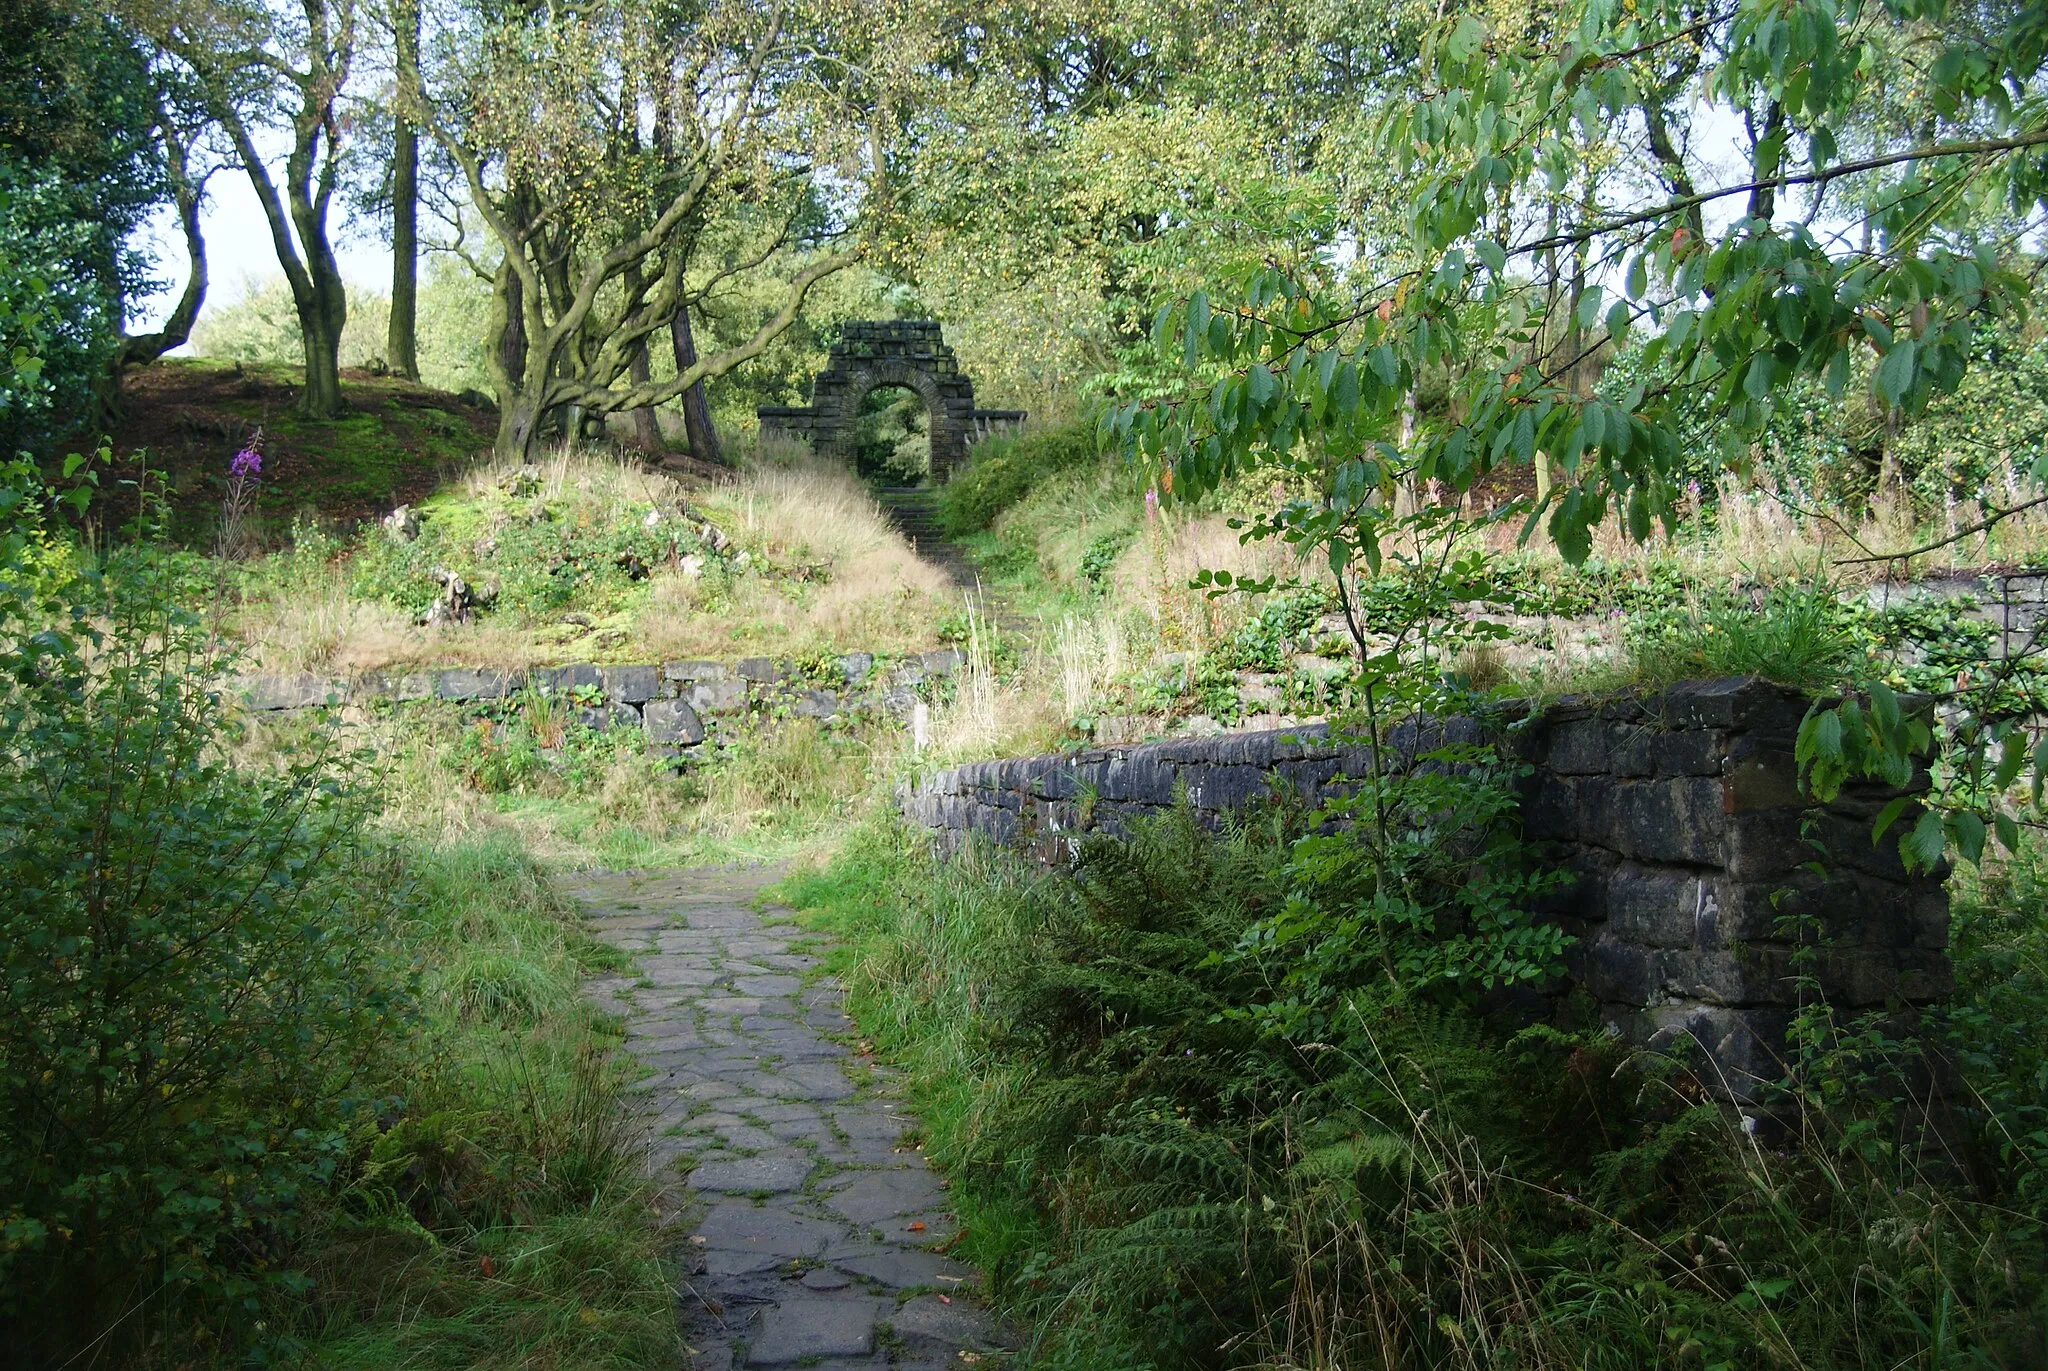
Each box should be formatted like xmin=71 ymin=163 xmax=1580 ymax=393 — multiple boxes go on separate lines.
xmin=414 ymin=0 xmax=914 ymax=462
xmin=128 ymin=0 xmax=356 ymax=418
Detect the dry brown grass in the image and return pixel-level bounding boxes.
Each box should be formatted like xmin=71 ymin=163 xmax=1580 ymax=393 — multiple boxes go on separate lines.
xmin=225 ymin=442 xmax=954 ymax=674
xmin=639 ymin=452 xmax=955 ymax=659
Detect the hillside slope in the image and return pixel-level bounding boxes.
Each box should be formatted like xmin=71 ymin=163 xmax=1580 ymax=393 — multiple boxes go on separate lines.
xmin=108 ymin=359 xmax=499 ymax=538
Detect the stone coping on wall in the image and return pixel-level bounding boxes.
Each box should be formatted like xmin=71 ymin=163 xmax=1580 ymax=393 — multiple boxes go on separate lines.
xmin=228 ymin=649 xmax=965 ymax=749
xmin=899 ymin=677 xmax=1950 ymax=1104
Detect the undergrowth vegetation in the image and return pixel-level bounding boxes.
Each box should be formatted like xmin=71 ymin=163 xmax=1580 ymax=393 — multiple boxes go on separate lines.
xmin=0 ymin=460 xmax=673 ymax=1366
xmin=783 ymin=806 xmax=2048 ymax=1371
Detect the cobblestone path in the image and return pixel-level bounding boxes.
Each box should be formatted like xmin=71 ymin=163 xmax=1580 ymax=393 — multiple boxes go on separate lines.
xmin=561 ymin=865 xmax=1009 ymax=1369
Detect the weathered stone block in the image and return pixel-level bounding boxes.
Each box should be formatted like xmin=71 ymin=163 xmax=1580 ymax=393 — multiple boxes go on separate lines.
xmin=920 ymin=648 xmax=964 ymax=675
xmin=1637 ymin=1004 xmax=1793 ymax=1102
xmin=789 ymin=689 xmax=840 ymax=719
xmin=662 ymin=659 xmax=728 ymax=683
xmin=1651 ymin=728 xmax=1722 ymax=777
xmin=1188 ymin=764 xmax=1270 ymax=813
xmin=1721 ymin=745 xmax=1803 ymax=813
xmin=838 ymin=651 xmax=874 ymax=683
xmin=1108 ymin=754 xmax=1179 ymax=805
xmin=433 ymin=668 xmax=515 ymax=701
xmin=643 ymin=698 xmax=705 ymax=745
xmin=602 ymin=664 xmax=659 ymax=703
xmin=1616 ymin=776 xmax=1725 ymax=865
xmin=1545 ymin=718 xmax=1609 ymax=775
xmin=236 ymin=673 xmax=346 ymax=711
xmin=1654 ymin=676 xmax=1800 ymax=732
xmin=736 ymin=657 xmax=786 ymax=682
xmin=684 ymin=678 xmax=749 ymax=715
xmin=1604 ymin=864 xmax=1717 ymax=949
xmin=576 ymin=702 xmax=643 ymax=731
xmin=1724 ymin=811 xmax=1820 ymax=880
xmin=1609 ymin=723 xmax=1655 ymax=777
xmin=535 ymin=663 xmax=601 ymax=693
xmin=1575 ymin=933 xmax=1660 ymax=1005
xmin=1913 ymin=891 xmax=1950 ymax=950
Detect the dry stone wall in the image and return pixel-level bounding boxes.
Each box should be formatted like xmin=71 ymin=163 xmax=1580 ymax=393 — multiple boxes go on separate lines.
xmin=232 ymin=649 xmax=964 ymax=752
xmin=900 ymin=677 xmax=1950 ymax=1103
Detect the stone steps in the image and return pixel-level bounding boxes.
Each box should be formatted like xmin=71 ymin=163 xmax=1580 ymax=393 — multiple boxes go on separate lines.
xmin=874 ymin=486 xmax=1034 ymax=640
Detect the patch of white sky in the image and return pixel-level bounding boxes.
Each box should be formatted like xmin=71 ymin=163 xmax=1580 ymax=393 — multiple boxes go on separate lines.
xmin=1322 ymin=96 xmax=1867 ymax=287
xmin=127 ymin=130 xmax=393 ymax=346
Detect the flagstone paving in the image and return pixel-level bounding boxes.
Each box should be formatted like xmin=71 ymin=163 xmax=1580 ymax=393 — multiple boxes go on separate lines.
xmin=561 ymin=865 xmax=1010 ymax=1369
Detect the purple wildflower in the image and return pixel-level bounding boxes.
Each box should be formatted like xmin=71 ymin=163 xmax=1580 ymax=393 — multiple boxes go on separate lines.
xmin=230 ymin=447 xmax=262 ymax=480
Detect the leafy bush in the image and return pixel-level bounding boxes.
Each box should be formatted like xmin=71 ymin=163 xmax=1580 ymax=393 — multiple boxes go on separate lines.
xmin=1627 ymin=577 xmax=1871 ymax=689
xmin=343 ymin=489 xmax=703 ymax=621
xmin=939 ymin=422 xmax=1099 ymax=534
xmin=0 ymin=463 xmax=410 ymax=1361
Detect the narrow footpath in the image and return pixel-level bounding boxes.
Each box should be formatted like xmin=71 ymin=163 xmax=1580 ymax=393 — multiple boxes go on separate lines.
xmin=562 ymin=865 xmax=1010 ymax=1369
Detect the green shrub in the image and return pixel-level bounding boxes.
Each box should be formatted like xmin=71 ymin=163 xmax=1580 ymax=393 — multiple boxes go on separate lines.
xmin=0 ymin=464 xmax=410 ymax=1362
xmin=1627 ymin=576 xmax=1872 ymax=689
xmin=938 ymin=422 xmax=1099 ymax=535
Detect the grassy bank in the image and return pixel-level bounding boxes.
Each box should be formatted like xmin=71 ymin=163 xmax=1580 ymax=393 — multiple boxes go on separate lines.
xmin=776 ymin=812 xmax=2048 ymax=1370
xmin=148 ymin=442 xmax=955 ymax=676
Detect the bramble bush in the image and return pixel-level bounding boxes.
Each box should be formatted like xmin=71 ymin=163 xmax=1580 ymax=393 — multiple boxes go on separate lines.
xmin=0 ymin=457 xmax=411 ymax=1363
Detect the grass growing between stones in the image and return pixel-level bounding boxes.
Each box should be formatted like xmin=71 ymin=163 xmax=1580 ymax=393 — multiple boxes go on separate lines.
xmin=775 ymin=813 xmax=2048 ymax=1371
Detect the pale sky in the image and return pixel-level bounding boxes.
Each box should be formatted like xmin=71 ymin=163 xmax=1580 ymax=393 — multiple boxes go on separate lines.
xmin=130 ymin=150 xmax=394 ymax=341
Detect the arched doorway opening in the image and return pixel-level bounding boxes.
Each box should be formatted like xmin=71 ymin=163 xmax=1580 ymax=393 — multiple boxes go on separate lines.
xmin=757 ymin=320 xmax=1025 ymax=481
xmin=850 ymin=384 xmax=931 ymax=482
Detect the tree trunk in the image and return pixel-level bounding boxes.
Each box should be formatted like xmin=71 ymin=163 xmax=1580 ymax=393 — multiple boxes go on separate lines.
xmin=387 ymin=0 xmax=420 ymax=381
xmin=301 ymin=310 xmax=346 ymax=416
xmin=495 ymin=264 xmax=527 ymax=398
xmin=670 ymin=303 xmax=723 ymax=465
xmin=495 ymin=394 xmax=545 ymax=464
xmin=629 ymin=343 xmax=663 ymax=450
xmin=114 ymin=111 xmax=207 ymax=373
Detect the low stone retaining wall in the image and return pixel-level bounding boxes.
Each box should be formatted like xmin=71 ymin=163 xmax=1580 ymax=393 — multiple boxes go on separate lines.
xmin=233 ymin=649 xmax=963 ymax=750
xmin=900 ymin=677 xmax=1950 ymax=1103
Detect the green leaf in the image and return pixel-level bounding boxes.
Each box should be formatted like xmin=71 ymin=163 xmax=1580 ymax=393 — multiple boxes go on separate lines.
xmin=1368 ymin=344 xmax=1399 ymax=389
xmin=1445 ymin=15 xmax=1488 ymax=62
xmin=1576 ymin=287 xmax=1604 ymax=330
xmin=1995 ymin=808 xmax=2020 ymax=854
xmin=1868 ymin=679 xmax=1900 ymax=734
xmin=1871 ymin=794 xmax=1913 ymax=844
xmin=1475 ymin=238 xmax=1506 ymax=275
xmin=1902 ymin=808 xmax=1947 ymax=872
xmin=1951 ymin=810 xmax=1986 ymax=865
xmin=1877 ymin=339 xmax=1917 ymax=406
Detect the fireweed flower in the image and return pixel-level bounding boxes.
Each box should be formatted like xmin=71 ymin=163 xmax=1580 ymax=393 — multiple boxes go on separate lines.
xmin=229 ymin=448 xmax=261 ymax=480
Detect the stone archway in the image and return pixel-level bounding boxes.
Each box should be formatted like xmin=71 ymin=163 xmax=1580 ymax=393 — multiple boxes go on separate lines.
xmin=757 ymin=320 xmax=1024 ymax=478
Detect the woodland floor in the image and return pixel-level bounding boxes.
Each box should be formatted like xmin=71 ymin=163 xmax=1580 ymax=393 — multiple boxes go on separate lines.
xmin=102 ymin=360 xmax=499 ymax=537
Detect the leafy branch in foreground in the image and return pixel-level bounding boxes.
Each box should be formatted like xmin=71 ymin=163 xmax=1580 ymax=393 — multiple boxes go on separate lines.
xmin=1108 ymin=0 xmax=2048 ymax=870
